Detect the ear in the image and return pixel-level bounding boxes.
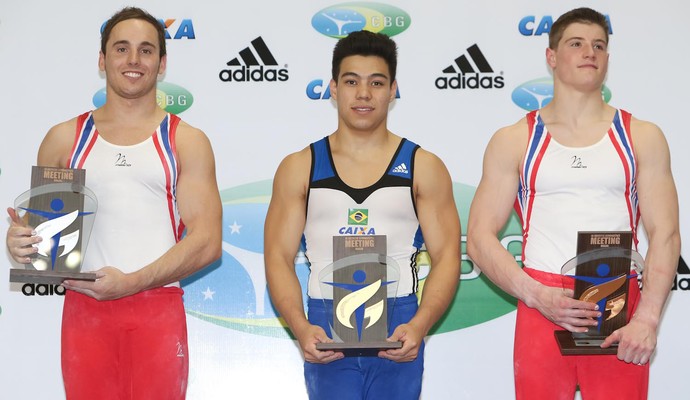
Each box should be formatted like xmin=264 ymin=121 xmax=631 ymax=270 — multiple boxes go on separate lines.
xmin=389 ymin=80 xmax=398 ymax=103
xmin=546 ymin=47 xmax=557 ymax=69
xmin=158 ymin=54 xmax=167 ymax=76
xmin=98 ymin=51 xmax=106 ymax=72
xmin=329 ymin=78 xmax=337 ymax=100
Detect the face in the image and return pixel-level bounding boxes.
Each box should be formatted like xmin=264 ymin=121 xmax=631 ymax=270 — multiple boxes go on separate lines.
xmin=330 ymin=55 xmax=397 ymax=133
xmin=546 ymin=22 xmax=609 ymax=91
xmin=98 ymin=19 xmax=166 ymax=101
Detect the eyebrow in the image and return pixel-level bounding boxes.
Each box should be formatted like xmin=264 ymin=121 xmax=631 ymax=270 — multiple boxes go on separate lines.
xmin=565 ymin=36 xmax=608 ymax=44
xmin=111 ymin=40 xmax=157 ymax=48
xmin=339 ymin=72 xmax=390 ymax=80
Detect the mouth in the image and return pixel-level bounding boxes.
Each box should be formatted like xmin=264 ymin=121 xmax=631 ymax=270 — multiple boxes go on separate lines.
xmin=123 ymin=71 xmax=143 ymax=78
xmin=352 ymin=106 xmax=374 ymax=112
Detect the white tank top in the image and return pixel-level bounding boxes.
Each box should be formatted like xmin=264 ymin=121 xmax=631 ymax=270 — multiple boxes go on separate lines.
xmin=516 ymin=109 xmax=639 ymax=274
xmin=303 ymin=137 xmax=423 ymax=298
xmin=67 ymin=112 xmax=183 ymax=278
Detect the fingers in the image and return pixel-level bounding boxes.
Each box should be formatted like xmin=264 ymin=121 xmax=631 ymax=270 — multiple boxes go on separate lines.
xmin=6 ymin=207 xmax=41 ymax=263
xmin=300 ymin=325 xmax=344 ymax=364
xmin=601 ymin=324 xmax=655 ymax=365
xmin=378 ymin=326 xmax=420 ymax=362
xmin=600 ymin=331 xmax=619 ymax=349
xmin=304 ymin=346 xmax=343 ymax=364
xmin=7 ymin=207 xmax=23 ymax=225
xmin=6 ymin=233 xmax=41 ymax=264
xmin=379 ymin=340 xmax=418 ymax=362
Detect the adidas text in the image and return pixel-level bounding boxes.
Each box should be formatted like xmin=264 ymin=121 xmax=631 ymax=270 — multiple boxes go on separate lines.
xmin=22 ymin=283 xmax=66 ymax=296
xmin=672 ymin=275 xmax=690 ymax=291
xmin=436 ymin=74 xmax=505 ymax=90
xmin=219 ymin=65 xmax=289 ymax=82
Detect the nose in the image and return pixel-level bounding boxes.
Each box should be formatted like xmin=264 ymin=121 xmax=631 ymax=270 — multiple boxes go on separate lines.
xmin=127 ymin=50 xmax=140 ymax=65
xmin=356 ymin=84 xmax=371 ymax=100
xmin=583 ymin=44 xmax=596 ymax=59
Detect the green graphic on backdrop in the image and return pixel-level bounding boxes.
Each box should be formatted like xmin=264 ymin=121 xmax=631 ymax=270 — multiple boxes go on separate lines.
xmin=182 ymin=181 xmax=521 ymax=338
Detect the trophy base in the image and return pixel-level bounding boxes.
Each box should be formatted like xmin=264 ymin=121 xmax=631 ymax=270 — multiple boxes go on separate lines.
xmin=10 ymin=268 xmax=98 ymax=284
xmin=555 ymin=330 xmax=618 ymax=355
xmin=316 ymin=341 xmax=403 ymax=351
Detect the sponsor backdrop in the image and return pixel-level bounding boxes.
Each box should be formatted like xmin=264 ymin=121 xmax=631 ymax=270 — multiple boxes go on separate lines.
xmin=0 ymin=0 xmax=687 ymax=398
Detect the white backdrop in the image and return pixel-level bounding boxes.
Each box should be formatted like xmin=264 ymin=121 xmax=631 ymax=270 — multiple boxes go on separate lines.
xmin=1 ymin=1 xmax=687 ymax=399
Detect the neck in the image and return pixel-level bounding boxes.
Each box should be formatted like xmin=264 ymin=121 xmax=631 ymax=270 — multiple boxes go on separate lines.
xmin=98 ymin=92 xmax=163 ymax=122
xmin=542 ymin=86 xmax=611 ymax=124
xmin=333 ymin=125 xmax=392 ymax=149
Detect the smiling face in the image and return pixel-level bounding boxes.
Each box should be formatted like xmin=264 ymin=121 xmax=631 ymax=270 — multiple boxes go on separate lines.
xmin=547 ymin=22 xmax=609 ymax=92
xmin=98 ymin=18 xmax=166 ymax=101
xmin=330 ymin=55 xmax=397 ymax=134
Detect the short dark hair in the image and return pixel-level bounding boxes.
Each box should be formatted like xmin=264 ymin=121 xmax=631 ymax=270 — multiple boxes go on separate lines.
xmin=331 ymin=30 xmax=398 ymax=83
xmin=101 ymin=7 xmax=166 ymax=58
xmin=549 ymin=7 xmax=609 ymax=50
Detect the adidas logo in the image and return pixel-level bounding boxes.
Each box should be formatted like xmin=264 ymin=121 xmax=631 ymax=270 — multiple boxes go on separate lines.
xmin=391 ymin=163 xmax=409 ymax=174
xmin=672 ymin=256 xmax=690 ymax=291
xmin=219 ymin=36 xmax=289 ymax=83
xmin=435 ymin=44 xmax=505 ymax=90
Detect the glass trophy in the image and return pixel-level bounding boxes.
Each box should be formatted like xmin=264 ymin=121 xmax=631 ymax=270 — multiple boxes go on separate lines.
xmin=9 ymin=167 xmax=97 ymax=284
xmin=315 ymin=235 xmax=403 ymax=351
xmin=555 ymin=231 xmax=644 ymax=355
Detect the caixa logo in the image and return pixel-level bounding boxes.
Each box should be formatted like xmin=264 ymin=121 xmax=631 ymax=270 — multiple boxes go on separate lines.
xmin=93 ymin=82 xmax=194 ymax=114
xmin=512 ymin=77 xmax=612 ymax=111
xmin=22 ymin=283 xmax=66 ymax=296
xmin=518 ymin=15 xmax=613 ymax=36
xmin=100 ymin=19 xmax=195 ymax=40
xmin=306 ymin=79 xmax=401 ymax=100
xmin=312 ymin=2 xmax=411 ymax=38
xmin=181 ymin=180 xmax=520 ymax=339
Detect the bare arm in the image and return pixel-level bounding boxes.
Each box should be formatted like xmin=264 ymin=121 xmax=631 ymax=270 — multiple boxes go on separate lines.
xmin=467 ymin=122 xmax=600 ymax=332
xmin=264 ymin=148 xmax=343 ymax=364
xmin=601 ymin=119 xmax=680 ymax=364
xmin=380 ymin=149 xmax=461 ymax=362
xmin=63 ymin=122 xmax=222 ymax=299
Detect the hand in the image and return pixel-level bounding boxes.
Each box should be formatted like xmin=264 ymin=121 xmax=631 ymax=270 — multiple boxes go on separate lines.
xmin=62 ymin=266 xmax=137 ymax=301
xmin=295 ymin=323 xmax=344 ymax=364
xmin=6 ymin=207 xmax=41 ymax=264
xmin=601 ymin=316 xmax=656 ymax=365
xmin=378 ymin=321 xmax=424 ymax=362
xmin=530 ymin=284 xmax=601 ymax=333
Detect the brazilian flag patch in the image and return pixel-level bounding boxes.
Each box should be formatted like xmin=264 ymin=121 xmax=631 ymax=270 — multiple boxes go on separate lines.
xmin=348 ymin=209 xmax=368 ymax=225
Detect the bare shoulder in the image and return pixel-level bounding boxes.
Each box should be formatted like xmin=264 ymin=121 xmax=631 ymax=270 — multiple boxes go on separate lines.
xmin=175 ymin=119 xmax=211 ymax=147
xmin=268 ymin=145 xmax=312 ymax=209
xmin=38 ymin=117 xmax=79 ymax=167
xmin=414 ymin=147 xmax=444 ymax=168
xmin=274 ymin=146 xmax=311 ymax=185
xmin=483 ymin=116 xmax=529 ymax=168
xmin=630 ymin=116 xmax=665 ymax=142
xmin=489 ymin=117 xmax=528 ymax=150
xmin=629 ymin=116 xmax=669 ymax=158
xmin=412 ymin=147 xmax=453 ymax=199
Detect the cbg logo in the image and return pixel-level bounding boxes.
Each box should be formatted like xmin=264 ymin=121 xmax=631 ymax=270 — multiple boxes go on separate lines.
xmin=306 ymin=79 xmax=401 ymax=100
xmin=312 ymin=2 xmax=411 ymax=38
xmin=100 ymin=18 xmax=196 ymax=40
xmin=181 ymin=180 xmax=520 ymax=338
xmin=512 ymin=77 xmax=612 ymax=111
xmin=518 ymin=15 xmax=613 ymax=36
xmin=92 ymin=82 xmax=194 ymax=114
